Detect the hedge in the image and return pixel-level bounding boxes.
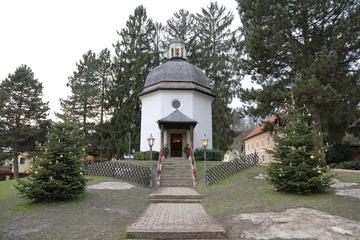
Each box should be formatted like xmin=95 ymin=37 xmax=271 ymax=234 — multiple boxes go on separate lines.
xmin=134 ymin=151 xmax=159 ymax=161
xmin=326 ymin=143 xmax=352 ymax=164
xmin=194 ymin=148 xmax=224 ymax=161
xmin=335 ymin=161 xmax=360 ymax=170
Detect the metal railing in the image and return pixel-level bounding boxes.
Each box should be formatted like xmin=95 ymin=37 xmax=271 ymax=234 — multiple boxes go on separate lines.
xmin=156 ymin=148 xmax=166 ymax=186
xmin=188 ymin=148 xmax=197 ymax=187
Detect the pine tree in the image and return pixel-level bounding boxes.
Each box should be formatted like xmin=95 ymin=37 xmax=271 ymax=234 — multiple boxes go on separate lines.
xmin=109 ymin=5 xmax=157 ymax=157
xmin=17 ymin=117 xmax=86 ymax=201
xmin=165 ymin=9 xmax=198 ymax=61
xmin=267 ymin=103 xmax=332 ymax=193
xmin=61 ymin=50 xmax=101 ymax=137
xmin=237 ymin=0 xmax=360 ymax=146
xmin=194 ymin=2 xmax=240 ymax=150
xmin=0 ymin=65 xmax=49 ymax=178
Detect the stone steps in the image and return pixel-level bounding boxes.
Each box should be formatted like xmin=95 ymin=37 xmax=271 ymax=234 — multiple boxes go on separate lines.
xmin=149 ymin=187 xmax=203 ymax=203
xmin=160 ymin=158 xmax=193 ymax=187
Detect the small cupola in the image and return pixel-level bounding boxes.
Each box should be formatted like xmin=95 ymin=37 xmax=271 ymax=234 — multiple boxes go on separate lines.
xmin=168 ymin=38 xmax=186 ymax=59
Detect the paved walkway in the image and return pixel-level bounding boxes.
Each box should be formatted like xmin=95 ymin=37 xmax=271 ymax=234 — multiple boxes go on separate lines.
xmin=127 ymin=187 xmax=225 ymax=239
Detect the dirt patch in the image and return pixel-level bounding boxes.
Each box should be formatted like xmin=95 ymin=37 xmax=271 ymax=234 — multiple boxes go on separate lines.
xmin=0 ymin=181 xmax=150 ymax=240
xmin=87 ymin=181 xmax=135 ymax=190
xmin=227 ymin=208 xmax=360 ymax=240
xmin=331 ymin=178 xmax=358 ymax=189
xmin=335 ymin=189 xmax=360 ymax=199
xmin=254 ymin=173 xmax=267 ymax=180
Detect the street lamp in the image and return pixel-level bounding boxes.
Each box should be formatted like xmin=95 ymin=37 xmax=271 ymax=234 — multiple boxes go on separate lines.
xmin=201 ymin=134 xmax=209 ymax=186
xmin=147 ymin=134 xmax=155 ymax=160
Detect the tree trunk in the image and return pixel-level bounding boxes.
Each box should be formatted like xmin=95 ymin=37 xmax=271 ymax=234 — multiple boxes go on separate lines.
xmin=312 ymin=109 xmax=325 ymax=161
xmin=13 ymin=152 xmax=19 ymax=179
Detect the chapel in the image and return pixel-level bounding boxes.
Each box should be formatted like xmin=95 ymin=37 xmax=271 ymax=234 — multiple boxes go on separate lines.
xmin=139 ymin=38 xmax=214 ymax=157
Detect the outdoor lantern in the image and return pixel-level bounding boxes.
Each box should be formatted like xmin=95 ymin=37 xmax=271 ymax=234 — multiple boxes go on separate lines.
xmin=147 ymin=134 xmax=155 ymax=147
xmin=201 ymin=134 xmax=209 ymax=186
xmin=201 ymin=135 xmax=209 ymax=148
xmin=147 ymin=134 xmax=155 ymax=160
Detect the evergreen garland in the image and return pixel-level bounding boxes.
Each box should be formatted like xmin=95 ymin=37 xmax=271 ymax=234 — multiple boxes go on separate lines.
xmin=267 ymin=103 xmax=332 ymax=193
xmin=17 ymin=118 xmax=86 ymax=201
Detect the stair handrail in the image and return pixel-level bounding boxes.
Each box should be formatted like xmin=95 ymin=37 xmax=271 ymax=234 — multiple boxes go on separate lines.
xmin=188 ymin=147 xmax=196 ymax=187
xmin=156 ymin=148 xmax=166 ymax=186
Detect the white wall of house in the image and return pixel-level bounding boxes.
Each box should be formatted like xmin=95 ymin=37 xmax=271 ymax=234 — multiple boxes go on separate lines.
xmin=140 ymin=89 xmax=213 ymax=152
xmin=244 ymin=132 xmax=275 ymax=164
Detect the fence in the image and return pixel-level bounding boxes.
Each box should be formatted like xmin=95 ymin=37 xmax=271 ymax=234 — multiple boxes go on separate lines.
xmin=207 ymin=153 xmax=259 ymax=185
xmin=0 ymin=172 xmax=29 ymax=181
xmin=84 ymin=161 xmax=156 ymax=186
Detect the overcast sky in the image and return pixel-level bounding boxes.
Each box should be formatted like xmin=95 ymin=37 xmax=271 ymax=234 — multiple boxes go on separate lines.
xmin=0 ymin=0 xmax=249 ymax=117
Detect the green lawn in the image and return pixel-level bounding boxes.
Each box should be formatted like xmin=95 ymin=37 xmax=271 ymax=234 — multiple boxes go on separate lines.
xmin=0 ymin=176 xmax=115 ymax=211
xmin=0 ymin=176 xmax=150 ymax=240
xmin=196 ymin=165 xmax=360 ymax=222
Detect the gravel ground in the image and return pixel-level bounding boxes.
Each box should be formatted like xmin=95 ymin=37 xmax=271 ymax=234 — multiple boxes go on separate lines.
xmin=0 ymin=178 xmax=151 ymax=240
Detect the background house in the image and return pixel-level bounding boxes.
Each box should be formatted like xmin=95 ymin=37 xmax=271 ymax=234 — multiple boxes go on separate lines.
xmin=244 ymin=116 xmax=277 ymax=164
xmin=12 ymin=152 xmax=33 ymax=174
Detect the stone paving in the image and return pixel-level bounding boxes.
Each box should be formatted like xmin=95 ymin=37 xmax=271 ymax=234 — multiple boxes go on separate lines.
xmin=149 ymin=187 xmax=202 ymax=198
xmin=127 ymin=187 xmax=225 ymax=239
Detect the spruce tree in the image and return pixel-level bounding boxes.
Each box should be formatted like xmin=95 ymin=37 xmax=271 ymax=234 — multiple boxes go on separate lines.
xmin=17 ymin=117 xmax=86 ymax=201
xmin=165 ymin=9 xmax=198 ymax=62
xmin=267 ymin=104 xmax=332 ymax=193
xmin=237 ymin=0 xmax=360 ymax=146
xmin=109 ymin=5 xmax=157 ymax=157
xmin=194 ymin=2 xmax=240 ymax=150
xmin=61 ymin=50 xmax=101 ymax=137
xmin=0 ymin=65 xmax=49 ymax=178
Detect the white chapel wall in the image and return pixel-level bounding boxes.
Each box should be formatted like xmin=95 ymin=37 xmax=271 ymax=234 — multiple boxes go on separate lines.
xmin=140 ymin=89 xmax=213 ymax=152
xmin=140 ymin=91 xmax=162 ymax=152
xmin=192 ymin=91 xmax=213 ymax=149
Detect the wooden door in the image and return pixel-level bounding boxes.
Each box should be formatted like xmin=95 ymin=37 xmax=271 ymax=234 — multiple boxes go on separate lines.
xmin=170 ymin=133 xmax=182 ymax=157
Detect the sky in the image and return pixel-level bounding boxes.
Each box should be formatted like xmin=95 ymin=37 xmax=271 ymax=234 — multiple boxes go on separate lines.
xmin=0 ymin=0 xmax=250 ymax=117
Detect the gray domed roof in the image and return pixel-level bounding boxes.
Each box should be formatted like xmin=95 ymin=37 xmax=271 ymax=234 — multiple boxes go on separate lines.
xmin=139 ymin=59 xmax=214 ymax=97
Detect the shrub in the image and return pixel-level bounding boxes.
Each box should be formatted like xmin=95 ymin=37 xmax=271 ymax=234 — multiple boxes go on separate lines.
xmin=326 ymin=143 xmax=352 ymax=164
xmin=134 ymin=151 xmax=143 ymax=160
xmin=335 ymin=161 xmax=360 ymax=170
xmin=134 ymin=151 xmax=159 ymax=160
xmin=194 ymin=148 xmax=224 ymax=161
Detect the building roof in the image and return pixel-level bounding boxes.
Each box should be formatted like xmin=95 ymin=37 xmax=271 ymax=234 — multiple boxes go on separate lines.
xmin=244 ymin=115 xmax=278 ymax=140
xmin=139 ymin=59 xmax=214 ymax=97
xmin=158 ymin=109 xmax=197 ymax=125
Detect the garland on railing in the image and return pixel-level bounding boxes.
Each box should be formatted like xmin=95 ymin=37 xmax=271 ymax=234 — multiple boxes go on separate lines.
xmin=188 ymin=147 xmax=197 ymax=187
xmin=156 ymin=148 xmax=166 ymax=186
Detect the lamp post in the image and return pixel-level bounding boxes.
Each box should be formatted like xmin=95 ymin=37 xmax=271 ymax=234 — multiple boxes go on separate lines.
xmin=147 ymin=134 xmax=155 ymax=160
xmin=201 ymin=134 xmax=209 ymax=186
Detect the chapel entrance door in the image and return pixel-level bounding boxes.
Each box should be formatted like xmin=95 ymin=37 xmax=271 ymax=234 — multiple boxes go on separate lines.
xmin=170 ymin=133 xmax=182 ymax=157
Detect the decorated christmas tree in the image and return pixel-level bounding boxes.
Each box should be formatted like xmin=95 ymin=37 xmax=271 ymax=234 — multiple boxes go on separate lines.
xmin=267 ymin=103 xmax=332 ymax=193
xmin=17 ymin=118 xmax=86 ymax=201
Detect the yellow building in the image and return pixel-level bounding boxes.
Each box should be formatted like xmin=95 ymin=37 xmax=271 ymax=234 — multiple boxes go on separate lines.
xmin=12 ymin=152 xmax=33 ymax=173
xmin=244 ymin=116 xmax=277 ymax=164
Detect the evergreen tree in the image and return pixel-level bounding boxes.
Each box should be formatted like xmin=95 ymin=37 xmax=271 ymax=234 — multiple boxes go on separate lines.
xmin=165 ymin=9 xmax=198 ymax=61
xmin=97 ymin=48 xmax=112 ymax=160
xmin=17 ymin=117 xmax=86 ymax=201
xmin=237 ymin=0 xmax=360 ymax=146
xmin=267 ymin=103 xmax=332 ymax=193
xmin=109 ymin=5 xmax=157 ymax=158
xmin=61 ymin=50 xmax=101 ymax=138
xmin=194 ymin=2 xmax=240 ymax=150
xmin=0 ymin=65 xmax=49 ymax=178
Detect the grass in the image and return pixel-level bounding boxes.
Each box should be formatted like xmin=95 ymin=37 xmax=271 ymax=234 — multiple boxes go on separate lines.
xmin=197 ymin=166 xmax=360 ymax=222
xmin=0 ymin=176 xmax=121 ymax=211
